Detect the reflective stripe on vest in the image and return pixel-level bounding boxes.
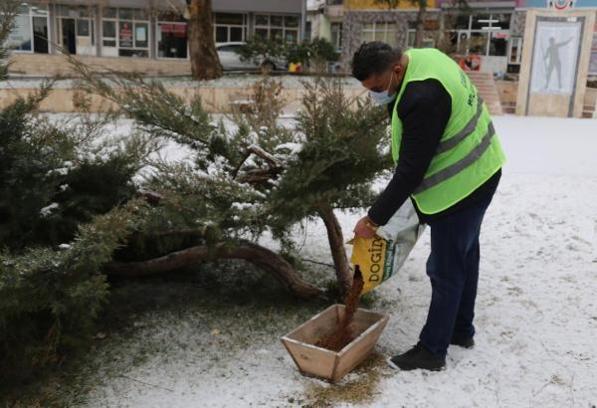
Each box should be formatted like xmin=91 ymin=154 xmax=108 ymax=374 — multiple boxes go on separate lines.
xmin=390 ymin=48 xmax=506 ymax=215
xmin=435 ymin=97 xmax=484 ymax=155
xmin=414 ymin=121 xmax=496 ymax=194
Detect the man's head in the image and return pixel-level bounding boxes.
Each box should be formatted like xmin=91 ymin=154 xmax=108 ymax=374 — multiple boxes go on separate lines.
xmin=351 ymin=42 xmax=405 ymax=103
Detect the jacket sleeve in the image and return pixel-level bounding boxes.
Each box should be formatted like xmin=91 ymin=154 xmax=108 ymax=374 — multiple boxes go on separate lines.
xmin=367 ymin=79 xmax=452 ymax=226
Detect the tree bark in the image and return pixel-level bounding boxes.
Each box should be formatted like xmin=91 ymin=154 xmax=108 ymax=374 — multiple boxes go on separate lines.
xmin=105 ymin=241 xmax=322 ymax=299
xmin=187 ymin=0 xmax=223 ymax=80
xmin=414 ymin=1 xmax=427 ymax=48
xmin=317 ymin=203 xmax=352 ymax=295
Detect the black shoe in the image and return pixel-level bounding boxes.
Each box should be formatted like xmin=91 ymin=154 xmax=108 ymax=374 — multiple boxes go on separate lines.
xmin=388 ymin=343 xmax=446 ymax=371
xmin=450 ymin=336 xmax=474 ymax=349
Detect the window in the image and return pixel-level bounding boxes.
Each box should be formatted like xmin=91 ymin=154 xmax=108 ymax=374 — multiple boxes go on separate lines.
xmin=489 ymin=32 xmax=508 ymax=56
xmin=214 ymin=13 xmax=246 ymax=44
xmin=103 ymin=7 xmax=117 ymax=19
xmin=119 ymin=22 xmax=134 ymax=48
xmin=406 ymin=28 xmax=436 ymax=49
xmin=443 ymin=12 xmax=512 ymax=57
xmin=6 ymin=4 xmax=49 ymax=53
xmin=508 ymin=37 xmax=523 ymax=64
xmin=156 ymin=19 xmax=188 ymax=59
xmin=56 ymin=5 xmax=95 ymax=56
xmin=407 ymin=29 xmax=415 ymax=47
xmin=119 ymin=8 xmax=134 ymax=20
xmin=469 ymin=32 xmax=488 ymax=54
xmin=362 ymin=22 xmax=398 ymax=47
xmin=492 ymin=14 xmax=511 ymax=30
xmin=457 ymin=32 xmax=469 ymax=54
xmin=32 ymin=15 xmax=48 ymax=54
xmin=471 ymin=14 xmax=491 ymax=30
xmin=7 ymin=11 xmax=32 ymax=51
xmin=135 ymin=23 xmax=148 ymax=48
xmin=331 ymin=23 xmax=343 ymax=51
xmin=77 ymin=20 xmax=90 ymax=37
xmin=305 ymin=21 xmax=312 ymax=42
xmin=102 ymin=21 xmax=116 ymax=47
xmin=101 ymin=7 xmax=149 ymax=58
xmin=253 ymin=14 xmax=300 ymax=43
xmin=156 ymin=12 xmax=187 ymax=59
xmin=455 ymin=14 xmax=470 ymax=30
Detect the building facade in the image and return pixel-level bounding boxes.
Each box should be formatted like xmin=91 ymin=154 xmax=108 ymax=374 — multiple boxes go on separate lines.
xmin=6 ymin=0 xmax=306 ymax=68
xmin=307 ymin=0 xmax=597 ymax=76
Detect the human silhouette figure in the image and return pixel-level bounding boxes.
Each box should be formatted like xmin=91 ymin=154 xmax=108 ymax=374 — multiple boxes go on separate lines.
xmin=544 ymin=36 xmax=573 ymax=90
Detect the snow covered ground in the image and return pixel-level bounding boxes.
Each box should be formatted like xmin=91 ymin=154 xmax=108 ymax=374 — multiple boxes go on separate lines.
xmin=56 ymin=115 xmax=596 ymax=407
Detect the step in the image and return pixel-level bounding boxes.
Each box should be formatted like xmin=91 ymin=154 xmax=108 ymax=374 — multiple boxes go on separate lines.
xmin=466 ymin=72 xmax=503 ymax=116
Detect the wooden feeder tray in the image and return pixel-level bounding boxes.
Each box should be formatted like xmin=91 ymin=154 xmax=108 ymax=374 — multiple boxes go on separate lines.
xmin=280 ymin=304 xmax=389 ymax=382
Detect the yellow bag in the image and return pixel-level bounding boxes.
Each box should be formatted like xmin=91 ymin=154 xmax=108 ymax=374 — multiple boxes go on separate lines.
xmin=350 ymin=201 xmax=425 ymax=294
xmin=350 ymin=236 xmax=396 ymax=293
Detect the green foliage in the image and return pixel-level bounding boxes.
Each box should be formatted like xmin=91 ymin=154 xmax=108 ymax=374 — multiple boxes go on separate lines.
xmin=71 ymin=65 xmax=281 ymax=253
xmin=0 ymin=93 xmax=143 ymax=250
xmin=285 ymin=42 xmax=311 ymax=65
xmin=73 ymin=64 xmax=391 ymax=248
xmin=237 ymin=37 xmax=339 ymax=71
xmin=35 ymin=155 xmax=138 ymax=247
xmin=227 ymin=78 xmax=293 ymax=155
xmin=236 ymin=36 xmax=285 ymax=66
xmin=0 ymin=98 xmax=150 ymax=381
xmin=0 ymin=86 xmax=72 ymax=250
xmin=0 ymin=61 xmax=392 ymax=391
xmin=267 ymin=79 xmax=391 ymax=232
xmin=0 ymin=200 xmax=150 ymax=385
xmin=305 ymin=38 xmax=339 ymax=64
xmin=0 ymin=27 xmax=155 ymax=381
xmin=0 ymin=58 xmax=392 ymax=387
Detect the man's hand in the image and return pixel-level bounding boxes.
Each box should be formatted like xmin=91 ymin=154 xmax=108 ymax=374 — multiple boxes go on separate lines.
xmin=353 ymin=216 xmax=379 ymax=239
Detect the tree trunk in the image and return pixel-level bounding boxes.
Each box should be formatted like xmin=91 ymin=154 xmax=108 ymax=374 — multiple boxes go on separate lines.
xmin=187 ymin=0 xmax=223 ymax=80
xmin=105 ymin=241 xmax=322 ymax=299
xmin=317 ymin=203 xmax=352 ymax=295
xmin=414 ymin=1 xmax=427 ymax=48
xmin=437 ymin=10 xmax=446 ymax=53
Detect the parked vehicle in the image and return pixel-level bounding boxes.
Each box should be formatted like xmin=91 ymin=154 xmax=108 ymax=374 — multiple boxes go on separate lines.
xmin=216 ymin=42 xmax=286 ymax=71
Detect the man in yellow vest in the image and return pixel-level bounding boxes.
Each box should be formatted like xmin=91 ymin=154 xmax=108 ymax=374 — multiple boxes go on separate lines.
xmin=352 ymin=42 xmax=506 ymax=371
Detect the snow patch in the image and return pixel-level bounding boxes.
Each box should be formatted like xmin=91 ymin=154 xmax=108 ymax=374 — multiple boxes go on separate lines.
xmin=40 ymin=203 xmax=59 ymax=217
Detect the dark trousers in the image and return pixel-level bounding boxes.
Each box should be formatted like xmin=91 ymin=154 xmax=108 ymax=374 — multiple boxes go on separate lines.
xmin=418 ymin=186 xmax=497 ymax=358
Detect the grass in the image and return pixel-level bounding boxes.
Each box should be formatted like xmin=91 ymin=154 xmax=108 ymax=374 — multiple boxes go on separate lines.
xmin=1 ymin=257 xmax=393 ymax=407
xmin=1 ymin=259 xmax=338 ymax=407
xmin=289 ymin=352 xmax=392 ymax=408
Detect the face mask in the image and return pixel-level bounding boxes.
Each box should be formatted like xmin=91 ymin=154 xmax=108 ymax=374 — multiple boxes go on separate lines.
xmin=369 ymin=71 xmax=396 ymax=105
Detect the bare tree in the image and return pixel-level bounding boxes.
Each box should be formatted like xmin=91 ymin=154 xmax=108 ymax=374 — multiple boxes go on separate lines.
xmin=412 ymin=0 xmax=427 ymax=48
xmin=167 ymin=0 xmax=223 ymax=80
xmin=0 ymin=0 xmax=19 ymax=79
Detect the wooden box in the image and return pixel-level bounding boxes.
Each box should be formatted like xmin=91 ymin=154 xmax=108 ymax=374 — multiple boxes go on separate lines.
xmin=280 ymin=304 xmax=389 ymax=382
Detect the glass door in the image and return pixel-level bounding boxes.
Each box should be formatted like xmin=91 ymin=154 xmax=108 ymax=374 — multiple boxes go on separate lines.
xmin=57 ymin=6 xmax=96 ymax=56
xmin=32 ymin=16 xmax=49 ymax=53
xmin=60 ymin=18 xmax=76 ymax=54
